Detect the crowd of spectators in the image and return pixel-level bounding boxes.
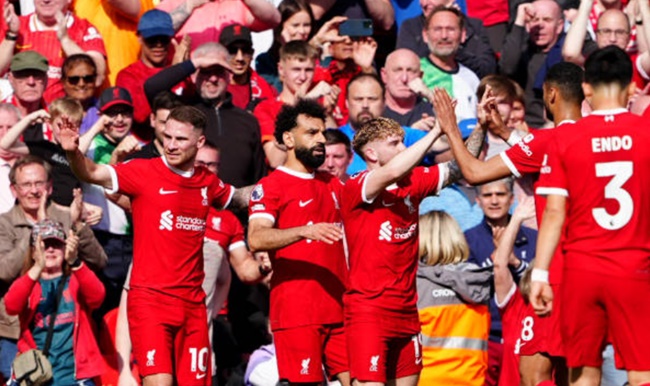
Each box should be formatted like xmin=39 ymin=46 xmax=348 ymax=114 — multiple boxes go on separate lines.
xmin=0 ymin=0 xmax=646 ymax=385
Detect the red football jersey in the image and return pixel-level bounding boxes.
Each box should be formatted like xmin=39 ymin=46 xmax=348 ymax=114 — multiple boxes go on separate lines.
xmin=341 ymin=166 xmax=445 ymax=334
xmin=252 ymin=97 xmax=283 ymax=145
xmin=536 ymin=109 xmax=650 ymax=279
xmin=500 ymin=124 xmax=575 ymax=285
xmin=496 ymin=284 xmax=528 ymax=386
xmin=205 ymin=208 xmax=245 ymax=252
xmin=6 ymin=13 xmax=107 ymax=103
xmin=248 ymin=166 xmax=348 ymax=330
xmin=107 ymin=157 xmax=235 ymax=303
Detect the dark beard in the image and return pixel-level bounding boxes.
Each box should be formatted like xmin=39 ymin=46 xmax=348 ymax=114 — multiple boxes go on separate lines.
xmin=295 ymin=144 xmax=325 ymax=169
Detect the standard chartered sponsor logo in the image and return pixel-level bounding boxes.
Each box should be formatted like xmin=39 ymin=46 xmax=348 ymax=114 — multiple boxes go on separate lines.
xmin=159 ymin=210 xmax=206 ymax=231
xmin=159 ymin=210 xmax=173 ymax=230
xmin=379 ymin=221 xmax=392 ymax=241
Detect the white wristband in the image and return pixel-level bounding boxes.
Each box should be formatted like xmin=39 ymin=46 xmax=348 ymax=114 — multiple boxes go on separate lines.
xmin=531 ymin=268 xmax=549 ymax=283
xmin=506 ymin=131 xmax=523 ymax=146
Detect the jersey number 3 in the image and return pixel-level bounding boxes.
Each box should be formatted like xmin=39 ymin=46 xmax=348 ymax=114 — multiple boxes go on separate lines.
xmin=592 ymin=161 xmax=633 ymax=230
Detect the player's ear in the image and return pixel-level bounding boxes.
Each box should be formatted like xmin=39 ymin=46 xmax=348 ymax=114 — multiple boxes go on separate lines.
xmin=582 ymin=82 xmax=593 ymax=102
xmin=626 ymin=81 xmax=637 ymax=101
xmin=363 ymin=145 xmax=377 ymax=163
xmin=196 ymin=134 xmax=206 ymax=148
xmin=282 ymin=131 xmax=294 ymax=148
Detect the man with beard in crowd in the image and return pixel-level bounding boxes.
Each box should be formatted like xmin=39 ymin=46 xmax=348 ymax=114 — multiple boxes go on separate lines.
xmin=248 ymin=99 xmax=350 ymax=386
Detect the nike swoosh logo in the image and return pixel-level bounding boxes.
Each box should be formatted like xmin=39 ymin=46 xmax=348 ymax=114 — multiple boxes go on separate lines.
xmin=196 ymin=373 xmax=206 ymax=379
xmin=382 ymin=200 xmax=395 ymax=207
xmin=299 ymin=199 xmax=313 ymax=207
xmin=159 ymin=188 xmax=178 ymax=195
xmin=415 ymin=358 xmax=422 ymax=365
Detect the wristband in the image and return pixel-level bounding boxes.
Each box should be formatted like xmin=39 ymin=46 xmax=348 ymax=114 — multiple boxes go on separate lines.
xmin=506 ymin=131 xmax=523 ymax=146
xmin=5 ymin=32 xmax=18 ymax=41
xmin=531 ymin=268 xmax=549 ymax=283
xmin=68 ymin=258 xmax=83 ymax=269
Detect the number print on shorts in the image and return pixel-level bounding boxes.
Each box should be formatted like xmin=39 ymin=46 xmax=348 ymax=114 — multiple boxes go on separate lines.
xmin=592 ymin=161 xmax=633 ymax=230
xmin=521 ymin=316 xmax=534 ymax=342
xmin=189 ymin=347 xmax=209 ymax=373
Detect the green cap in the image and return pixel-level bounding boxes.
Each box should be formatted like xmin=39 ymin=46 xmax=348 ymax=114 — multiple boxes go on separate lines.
xmin=10 ymin=51 xmax=49 ymax=73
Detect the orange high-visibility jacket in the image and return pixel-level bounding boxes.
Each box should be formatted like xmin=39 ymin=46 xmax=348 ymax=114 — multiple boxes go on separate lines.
xmin=416 ymin=262 xmax=492 ymax=386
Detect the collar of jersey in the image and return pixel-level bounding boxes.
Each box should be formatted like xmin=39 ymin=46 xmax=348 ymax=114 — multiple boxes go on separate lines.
xmin=590 ymin=108 xmax=628 ymax=116
xmin=162 ymin=155 xmax=194 ymax=178
xmin=277 ymin=166 xmax=314 ymax=179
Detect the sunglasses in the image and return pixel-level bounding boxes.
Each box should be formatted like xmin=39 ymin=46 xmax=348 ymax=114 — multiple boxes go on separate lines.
xmin=227 ymin=44 xmax=254 ymax=56
xmin=66 ymin=75 xmax=96 ymax=85
xmin=144 ymin=36 xmax=172 ymax=47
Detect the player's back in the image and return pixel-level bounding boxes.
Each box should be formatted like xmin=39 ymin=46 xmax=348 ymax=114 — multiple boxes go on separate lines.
xmin=541 ymin=110 xmax=650 ymax=278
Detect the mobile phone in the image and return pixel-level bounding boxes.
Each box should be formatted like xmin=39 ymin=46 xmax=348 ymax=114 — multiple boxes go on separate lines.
xmin=339 ymin=19 xmax=373 ymax=37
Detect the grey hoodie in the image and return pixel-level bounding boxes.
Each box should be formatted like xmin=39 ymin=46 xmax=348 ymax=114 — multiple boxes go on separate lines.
xmin=416 ymin=262 xmax=493 ymax=309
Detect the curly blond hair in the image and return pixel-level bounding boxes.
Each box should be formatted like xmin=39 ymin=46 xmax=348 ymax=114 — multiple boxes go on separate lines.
xmin=352 ymin=117 xmax=404 ymax=160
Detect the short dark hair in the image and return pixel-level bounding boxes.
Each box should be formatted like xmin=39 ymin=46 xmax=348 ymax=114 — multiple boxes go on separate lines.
xmin=62 ymin=54 xmax=96 ymax=80
xmin=274 ymin=99 xmax=326 ymax=144
xmin=324 ymin=129 xmax=352 ymax=155
xmin=584 ymin=46 xmax=632 ymax=89
xmin=167 ymin=105 xmax=207 ymax=133
xmin=152 ymin=91 xmax=184 ymax=113
xmin=9 ymin=155 xmax=52 ymax=185
xmin=544 ymin=62 xmax=585 ymax=104
xmin=346 ymin=73 xmax=385 ymax=100
xmin=424 ymin=6 xmax=465 ymax=31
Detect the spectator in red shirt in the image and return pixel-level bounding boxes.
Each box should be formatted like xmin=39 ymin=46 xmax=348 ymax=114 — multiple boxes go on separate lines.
xmin=116 ymin=9 xmax=187 ymax=141
xmin=0 ymin=0 xmax=107 ymax=103
xmin=219 ymin=24 xmax=277 ymax=111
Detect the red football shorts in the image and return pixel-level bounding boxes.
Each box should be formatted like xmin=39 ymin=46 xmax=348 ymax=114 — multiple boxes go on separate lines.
xmin=518 ymin=283 xmax=564 ymax=358
xmin=128 ymin=288 xmax=211 ymax=385
xmin=561 ymin=270 xmax=650 ymax=370
xmin=273 ymin=323 xmax=348 ymax=383
xmin=346 ymin=317 xmax=422 ymax=383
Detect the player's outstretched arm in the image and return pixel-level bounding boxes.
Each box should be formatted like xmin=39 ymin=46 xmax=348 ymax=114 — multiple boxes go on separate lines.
xmin=433 ymin=87 xmax=512 ymax=185
xmin=364 ymin=121 xmax=443 ymax=201
xmin=248 ymin=217 xmax=343 ymax=252
xmin=494 ymin=196 xmax=535 ymax=304
xmin=60 ymin=117 xmax=114 ymax=190
xmin=229 ymin=246 xmax=271 ymax=284
xmin=229 ymin=185 xmax=254 ymax=209
xmin=530 ymin=194 xmax=566 ymax=316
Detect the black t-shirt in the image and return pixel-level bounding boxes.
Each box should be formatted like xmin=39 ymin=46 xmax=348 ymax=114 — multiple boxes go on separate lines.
xmin=383 ymin=98 xmax=435 ymax=127
xmin=125 ymin=142 xmax=161 ymax=160
xmin=26 ymin=141 xmax=80 ymax=206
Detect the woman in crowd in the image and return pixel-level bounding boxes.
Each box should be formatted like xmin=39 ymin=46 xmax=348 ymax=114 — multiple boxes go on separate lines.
xmin=416 ymin=211 xmax=492 ymax=386
xmin=5 ymin=220 xmax=105 ymax=386
xmin=61 ymin=54 xmax=100 ymax=135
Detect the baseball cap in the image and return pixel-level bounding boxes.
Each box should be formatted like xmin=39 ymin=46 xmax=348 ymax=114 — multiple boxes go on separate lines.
xmin=219 ymin=24 xmax=252 ymax=47
xmin=99 ymin=87 xmax=134 ymax=113
xmin=31 ymin=219 xmax=66 ymax=245
xmin=137 ymin=9 xmax=174 ymax=39
xmin=10 ymin=51 xmax=49 ymax=73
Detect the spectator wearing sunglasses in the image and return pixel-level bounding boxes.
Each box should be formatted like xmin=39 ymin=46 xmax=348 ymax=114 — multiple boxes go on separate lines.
xmin=219 ymin=24 xmax=277 ymax=111
xmin=116 ymin=9 xmax=188 ymax=142
xmin=61 ymin=54 xmax=100 ymax=136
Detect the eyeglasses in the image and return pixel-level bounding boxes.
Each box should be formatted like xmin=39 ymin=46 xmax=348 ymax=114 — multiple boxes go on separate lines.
xmin=227 ymin=44 xmax=254 ymax=56
xmin=65 ymin=74 xmax=96 ymax=85
xmin=144 ymin=35 xmax=172 ymax=47
xmin=198 ymin=66 xmax=228 ymax=77
xmin=596 ymin=28 xmax=629 ymax=38
xmin=14 ymin=180 xmax=48 ymax=191
xmin=12 ymin=69 xmax=46 ymax=82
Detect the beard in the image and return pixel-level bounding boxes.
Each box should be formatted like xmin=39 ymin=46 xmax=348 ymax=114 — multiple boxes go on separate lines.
xmin=295 ymin=143 xmax=326 ymax=169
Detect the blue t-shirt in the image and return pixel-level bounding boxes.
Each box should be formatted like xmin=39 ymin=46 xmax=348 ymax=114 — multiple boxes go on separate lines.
xmin=338 ymin=123 xmax=432 ymax=175
xmin=32 ymin=276 xmax=75 ymax=386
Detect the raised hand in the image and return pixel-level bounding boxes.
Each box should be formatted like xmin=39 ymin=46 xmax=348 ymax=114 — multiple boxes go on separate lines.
xmin=311 ymin=16 xmax=348 ymax=46
xmin=171 ymin=34 xmax=192 ymax=65
xmin=65 ymin=230 xmax=79 ymax=265
xmin=352 ymin=37 xmax=377 ymax=70
xmin=28 ymin=110 xmax=50 ymax=125
xmin=513 ymin=195 xmax=536 ymax=223
xmin=408 ymin=77 xmax=432 ymax=100
xmin=55 ymin=11 xmax=69 ymax=41
xmin=411 ymin=113 xmax=436 ymax=132
xmin=431 ymin=88 xmax=459 ymax=137
xmin=70 ymin=188 xmax=83 ymax=225
xmin=111 ymin=135 xmax=141 ymax=164
xmin=58 ymin=115 xmax=80 ymax=152
xmin=530 ymin=281 xmax=554 ymax=316
xmin=28 ymin=236 xmax=46 ymax=280
xmin=4 ymin=2 xmax=19 ymax=35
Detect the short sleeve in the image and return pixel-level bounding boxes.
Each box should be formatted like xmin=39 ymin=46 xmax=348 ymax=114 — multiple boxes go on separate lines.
xmin=248 ymin=178 xmax=280 ymax=224
xmin=341 ymin=171 xmax=372 ymax=213
xmin=535 ymin=136 xmax=568 ymax=197
xmin=108 ymin=159 xmax=147 ymax=196
xmin=409 ymin=164 xmax=445 ymax=202
xmin=500 ymin=131 xmax=549 ymax=177
xmin=75 ymin=20 xmax=107 ymax=56
xmin=211 ymin=177 xmax=235 ymax=210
